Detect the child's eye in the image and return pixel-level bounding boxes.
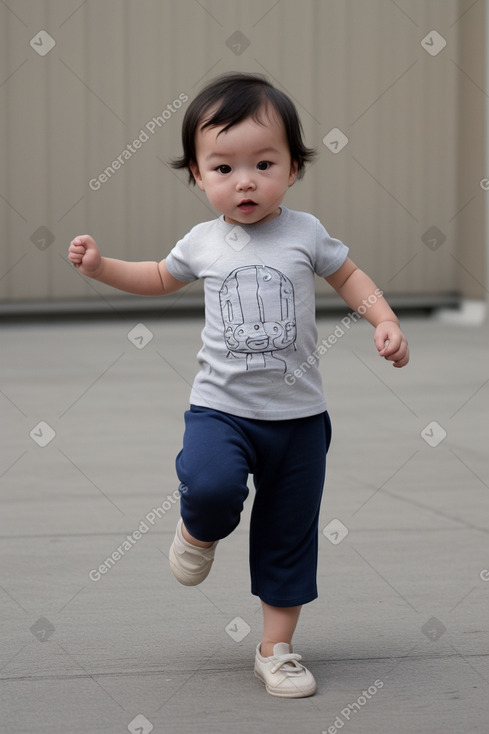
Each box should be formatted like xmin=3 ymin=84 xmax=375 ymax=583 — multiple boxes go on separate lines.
xmin=216 ymin=165 xmax=231 ymax=174
xmin=257 ymin=161 xmax=272 ymax=171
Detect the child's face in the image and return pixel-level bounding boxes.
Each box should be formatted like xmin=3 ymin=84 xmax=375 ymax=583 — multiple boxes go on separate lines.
xmin=189 ymin=107 xmax=298 ymax=226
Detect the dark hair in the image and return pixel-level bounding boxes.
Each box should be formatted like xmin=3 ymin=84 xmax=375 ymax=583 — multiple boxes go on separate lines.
xmin=171 ymin=72 xmax=316 ymax=184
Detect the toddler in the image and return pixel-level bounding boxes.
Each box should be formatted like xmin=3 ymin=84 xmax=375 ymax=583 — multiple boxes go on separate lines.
xmin=69 ymin=72 xmax=409 ymax=698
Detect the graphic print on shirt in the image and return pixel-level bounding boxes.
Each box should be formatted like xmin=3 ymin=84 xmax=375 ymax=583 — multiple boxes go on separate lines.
xmin=219 ymin=265 xmax=297 ymax=372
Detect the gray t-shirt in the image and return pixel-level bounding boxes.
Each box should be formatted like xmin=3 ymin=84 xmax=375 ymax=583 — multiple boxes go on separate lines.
xmin=165 ymin=206 xmax=349 ymax=420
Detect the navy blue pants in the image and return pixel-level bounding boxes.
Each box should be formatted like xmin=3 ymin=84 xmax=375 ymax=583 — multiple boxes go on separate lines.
xmin=176 ymin=405 xmax=332 ymax=607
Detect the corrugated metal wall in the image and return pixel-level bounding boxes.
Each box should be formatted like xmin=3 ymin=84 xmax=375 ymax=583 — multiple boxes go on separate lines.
xmin=0 ymin=0 xmax=486 ymax=308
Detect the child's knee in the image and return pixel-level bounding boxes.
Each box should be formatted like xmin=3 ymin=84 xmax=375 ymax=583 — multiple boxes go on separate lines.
xmin=179 ymin=473 xmax=249 ymax=540
xmin=181 ymin=471 xmax=247 ymax=512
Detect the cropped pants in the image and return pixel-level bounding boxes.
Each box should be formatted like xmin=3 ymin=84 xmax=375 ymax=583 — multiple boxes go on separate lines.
xmin=176 ymin=404 xmax=332 ymax=607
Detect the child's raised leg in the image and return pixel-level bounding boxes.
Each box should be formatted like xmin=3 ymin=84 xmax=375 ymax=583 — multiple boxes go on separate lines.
xmin=168 ymin=518 xmax=218 ymax=586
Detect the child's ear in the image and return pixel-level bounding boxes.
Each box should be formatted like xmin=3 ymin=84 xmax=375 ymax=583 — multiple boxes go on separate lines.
xmin=288 ymin=160 xmax=299 ymax=187
xmin=189 ymin=161 xmax=205 ymax=190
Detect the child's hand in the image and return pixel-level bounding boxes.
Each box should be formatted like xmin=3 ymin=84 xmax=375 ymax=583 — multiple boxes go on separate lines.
xmin=374 ymin=321 xmax=409 ymax=368
xmin=68 ymin=235 xmax=102 ymax=278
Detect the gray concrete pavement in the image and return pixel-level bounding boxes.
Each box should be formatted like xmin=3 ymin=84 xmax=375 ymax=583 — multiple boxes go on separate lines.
xmin=1 ymin=314 xmax=488 ymax=734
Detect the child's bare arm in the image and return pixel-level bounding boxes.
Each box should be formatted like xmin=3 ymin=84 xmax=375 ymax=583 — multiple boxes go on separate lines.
xmin=68 ymin=235 xmax=186 ymax=296
xmin=325 ymin=257 xmax=409 ymax=368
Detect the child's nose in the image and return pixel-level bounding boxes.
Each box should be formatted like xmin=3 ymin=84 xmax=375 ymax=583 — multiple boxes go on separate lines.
xmin=235 ymin=173 xmax=256 ymax=191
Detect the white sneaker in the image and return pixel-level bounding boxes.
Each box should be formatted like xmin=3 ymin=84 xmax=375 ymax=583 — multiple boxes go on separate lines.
xmin=254 ymin=642 xmax=317 ymax=698
xmin=168 ymin=518 xmax=218 ymax=586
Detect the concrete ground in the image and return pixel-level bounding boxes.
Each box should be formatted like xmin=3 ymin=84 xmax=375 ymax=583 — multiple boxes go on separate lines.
xmin=1 ymin=313 xmax=488 ymax=734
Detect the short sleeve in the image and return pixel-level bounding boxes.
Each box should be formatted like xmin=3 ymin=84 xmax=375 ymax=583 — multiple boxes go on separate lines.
xmin=314 ymin=218 xmax=349 ymax=277
xmin=165 ymin=230 xmax=198 ymax=283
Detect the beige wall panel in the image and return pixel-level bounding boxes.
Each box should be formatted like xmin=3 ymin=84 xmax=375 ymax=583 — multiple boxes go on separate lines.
xmin=0 ymin=0 xmax=486 ymax=306
xmin=454 ymin=0 xmax=487 ymax=299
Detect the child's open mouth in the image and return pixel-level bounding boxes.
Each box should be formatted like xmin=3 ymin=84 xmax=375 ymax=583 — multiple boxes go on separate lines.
xmin=238 ymin=200 xmax=258 ymax=213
